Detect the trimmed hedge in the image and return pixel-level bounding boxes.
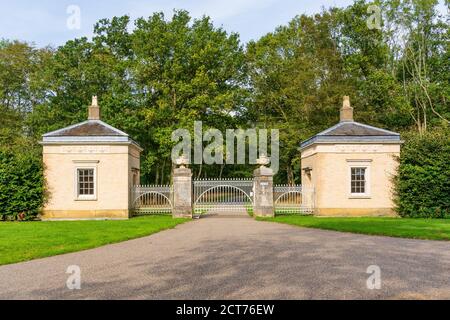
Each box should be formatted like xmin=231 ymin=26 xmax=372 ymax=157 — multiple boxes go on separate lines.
xmin=0 ymin=149 xmax=45 ymax=220
xmin=394 ymin=129 xmax=450 ymax=218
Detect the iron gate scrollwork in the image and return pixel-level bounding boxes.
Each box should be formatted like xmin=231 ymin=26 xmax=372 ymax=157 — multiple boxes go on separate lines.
xmin=193 ymin=178 xmax=254 ymax=216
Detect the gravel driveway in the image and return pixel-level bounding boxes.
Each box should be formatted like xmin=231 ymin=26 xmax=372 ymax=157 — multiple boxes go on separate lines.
xmin=1 ymin=216 xmax=449 ymax=299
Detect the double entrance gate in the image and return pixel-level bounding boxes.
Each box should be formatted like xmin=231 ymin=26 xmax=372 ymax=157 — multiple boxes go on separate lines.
xmin=132 ymin=179 xmax=314 ymax=216
xmin=193 ymin=178 xmax=254 ymax=217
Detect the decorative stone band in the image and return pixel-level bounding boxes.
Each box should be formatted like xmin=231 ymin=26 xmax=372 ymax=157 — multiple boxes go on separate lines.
xmin=301 ymin=143 xmax=401 ymax=158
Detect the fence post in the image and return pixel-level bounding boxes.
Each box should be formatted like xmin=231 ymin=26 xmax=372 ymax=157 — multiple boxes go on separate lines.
xmin=173 ymin=167 xmax=193 ymax=218
xmin=253 ymin=164 xmax=275 ymax=218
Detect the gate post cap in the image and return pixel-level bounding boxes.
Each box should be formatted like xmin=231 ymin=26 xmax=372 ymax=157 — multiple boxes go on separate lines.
xmin=173 ymin=167 xmax=192 ymax=177
xmin=254 ymin=166 xmax=273 ymax=177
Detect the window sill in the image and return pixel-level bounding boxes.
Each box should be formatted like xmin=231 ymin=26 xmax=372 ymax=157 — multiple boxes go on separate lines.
xmin=75 ymin=197 xmax=98 ymax=201
xmin=348 ymin=195 xmax=371 ymax=199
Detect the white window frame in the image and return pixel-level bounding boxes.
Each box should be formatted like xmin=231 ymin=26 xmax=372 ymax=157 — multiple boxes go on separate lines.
xmin=73 ymin=161 xmax=99 ymax=201
xmin=347 ymin=160 xmax=372 ymax=198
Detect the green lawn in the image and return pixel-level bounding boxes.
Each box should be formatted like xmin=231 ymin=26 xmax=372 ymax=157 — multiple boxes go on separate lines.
xmin=257 ymin=215 xmax=450 ymax=241
xmin=0 ymin=215 xmax=188 ymax=266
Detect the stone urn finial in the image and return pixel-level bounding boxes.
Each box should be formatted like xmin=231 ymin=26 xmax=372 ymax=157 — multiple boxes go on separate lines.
xmin=175 ymin=154 xmax=189 ymax=168
xmin=257 ymin=154 xmax=270 ymax=167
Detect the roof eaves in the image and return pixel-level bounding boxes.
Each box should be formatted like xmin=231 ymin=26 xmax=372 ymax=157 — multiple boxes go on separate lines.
xmin=42 ymin=136 xmax=131 ymax=143
xmin=301 ymin=135 xmax=402 ymax=149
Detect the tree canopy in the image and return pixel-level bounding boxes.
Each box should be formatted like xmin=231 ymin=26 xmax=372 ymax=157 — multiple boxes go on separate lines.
xmin=1 ymin=2 xmax=449 ymax=184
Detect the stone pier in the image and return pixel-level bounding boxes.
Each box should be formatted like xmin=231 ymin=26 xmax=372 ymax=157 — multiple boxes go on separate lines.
xmin=253 ymin=165 xmax=275 ymax=217
xmin=172 ymin=167 xmax=193 ymax=218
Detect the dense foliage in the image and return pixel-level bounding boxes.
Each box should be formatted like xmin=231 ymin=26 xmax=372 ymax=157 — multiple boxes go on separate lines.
xmin=0 ymin=148 xmax=45 ymax=220
xmin=247 ymin=0 xmax=449 ymax=182
xmin=394 ymin=130 xmax=450 ymax=218
xmin=0 ymin=1 xmax=448 ymax=218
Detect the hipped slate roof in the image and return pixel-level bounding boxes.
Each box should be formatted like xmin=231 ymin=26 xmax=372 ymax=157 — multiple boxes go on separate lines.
xmin=44 ymin=120 xmax=127 ymax=137
xmin=42 ymin=120 xmax=142 ymax=150
xmin=301 ymin=121 xmax=401 ymax=149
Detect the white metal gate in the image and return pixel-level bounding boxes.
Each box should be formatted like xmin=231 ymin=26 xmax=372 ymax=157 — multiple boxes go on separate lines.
xmin=132 ymin=185 xmax=172 ymax=215
xmin=274 ymin=184 xmax=315 ymax=214
xmin=132 ymin=181 xmax=314 ymax=216
xmin=193 ymin=178 xmax=253 ymax=217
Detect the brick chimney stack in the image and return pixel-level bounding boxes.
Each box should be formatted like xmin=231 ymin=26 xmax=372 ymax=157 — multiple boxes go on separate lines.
xmin=340 ymin=96 xmax=353 ymax=122
xmin=88 ymin=96 xmax=100 ymax=120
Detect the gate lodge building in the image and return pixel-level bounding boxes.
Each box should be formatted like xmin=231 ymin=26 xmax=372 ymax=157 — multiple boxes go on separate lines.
xmin=300 ymin=96 xmax=402 ymax=216
xmin=40 ymin=97 xmax=142 ymax=220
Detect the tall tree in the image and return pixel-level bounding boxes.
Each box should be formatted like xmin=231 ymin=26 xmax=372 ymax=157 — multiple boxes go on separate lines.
xmin=247 ymin=11 xmax=353 ymax=183
xmin=0 ymin=40 xmax=51 ymax=149
xmin=27 ymin=11 xmax=249 ymax=183
xmin=130 ymin=10 xmax=249 ymax=182
xmin=390 ymin=0 xmax=450 ymax=133
xmin=333 ymin=0 xmax=449 ymax=133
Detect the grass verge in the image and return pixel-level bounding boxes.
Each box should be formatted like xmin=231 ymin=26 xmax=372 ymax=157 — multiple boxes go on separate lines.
xmin=0 ymin=215 xmax=188 ymax=266
xmin=257 ymin=215 xmax=450 ymax=241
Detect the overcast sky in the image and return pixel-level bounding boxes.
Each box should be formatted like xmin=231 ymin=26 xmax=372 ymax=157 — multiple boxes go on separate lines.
xmin=0 ymin=0 xmax=447 ymax=47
